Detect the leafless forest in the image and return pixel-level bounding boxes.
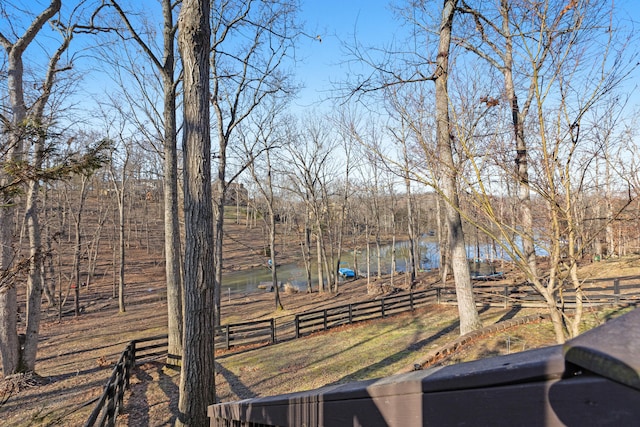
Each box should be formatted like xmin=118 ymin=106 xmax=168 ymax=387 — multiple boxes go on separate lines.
xmin=2 ymin=1 xmax=640 ymax=424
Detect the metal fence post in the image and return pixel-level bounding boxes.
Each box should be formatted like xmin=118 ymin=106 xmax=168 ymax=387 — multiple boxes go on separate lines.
xmin=323 ymin=309 xmax=328 ymax=331
xmin=381 ymin=298 xmax=385 ymax=318
xmin=295 ymin=315 xmax=300 ymax=339
xmin=614 ymin=279 xmax=620 ymax=304
xmin=226 ymin=324 xmax=231 ymax=350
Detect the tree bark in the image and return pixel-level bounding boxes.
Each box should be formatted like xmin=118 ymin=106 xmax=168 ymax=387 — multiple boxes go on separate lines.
xmin=23 ymin=139 xmax=44 ymax=371
xmin=0 ymin=0 xmax=62 ymax=376
xmin=269 ymin=214 xmax=283 ymax=310
xmin=315 ymin=227 xmax=325 ymax=292
xmin=177 ymin=0 xmax=215 ymax=424
xmin=109 ymin=0 xmax=183 ymax=365
xmin=69 ymin=176 xmax=91 ymax=317
xmin=303 ymin=205 xmax=313 ymax=293
xmin=435 ymin=0 xmax=482 ymax=335
xmin=117 ymin=177 xmax=126 ymax=313
xmin=500 ymin=0 xmax=537 ymax=280
xmin=162 ymin=62 xmax=183 ymax=366
xmin=404 ymin=169 xmax=417 ymax=285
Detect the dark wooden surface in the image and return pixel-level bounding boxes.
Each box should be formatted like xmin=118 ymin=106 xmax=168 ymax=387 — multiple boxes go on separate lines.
xmin=564 ymin=307 xmax=640 ymax=391
xmin=210 ymin=308 xmax=640 ymax=427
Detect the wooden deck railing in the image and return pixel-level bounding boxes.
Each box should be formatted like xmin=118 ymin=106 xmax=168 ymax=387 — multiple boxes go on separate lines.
xmin=209 ymin=307 xmax=640 ymax=426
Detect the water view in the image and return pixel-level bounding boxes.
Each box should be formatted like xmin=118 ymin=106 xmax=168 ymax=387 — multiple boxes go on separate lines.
xmin=221 ymin=237 xmax=509 ymax=294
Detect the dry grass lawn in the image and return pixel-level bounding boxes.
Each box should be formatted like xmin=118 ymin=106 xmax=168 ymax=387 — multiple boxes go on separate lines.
xmin=1 ymin=223 xmax=639 ymax=426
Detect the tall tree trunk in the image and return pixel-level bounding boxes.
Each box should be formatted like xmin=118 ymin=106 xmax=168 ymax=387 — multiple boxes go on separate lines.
xmin=435 ymin=0 xmax=482 ymax=335
xmin=111 ymin=0 xmax=184 ymax=363
xmin=162 ymin=69 xmax=183 ymax=364
xmin=269 ymin=214 xmax=283 ymax=310
xmin=118 ymin=187 xmax=126 ymax=313
xmin=334 ymin=210 xmax=346 ymax=294
xmin=108 ymin=0 xmax=183 ymax=360
xmin=40 ymin=177 xmax=55 ymax=307
xmin=177 ymin=0 xmax=215 ymax=424
xmin=500 ymin=0 xmax=537 ymax=279
xmin=71 ymin=177 xmax=90 ymax=317
xmin=213 ymin=182 xmax=225 ymax=327
xmin=366 ymin=224 xmax=374 ymax=294
xmin=436 ymin=195 xmax=449 ymax=283
xmin=22 ymin=136 xmax=45 ymax=371
xmin=315 ymin=226 xmax=324 ymax=293
xmin=390 ymin=233 xmax=396 ymax=288
xmin=0 ymin=0 xmax=61 ymax=375
xmin=405 ymin=180 xmax=417 ymax=285
xmin=303 ymin=205 xmax=313 ymax=293
xmin=0 ymin=215 xmax=19 ymax=373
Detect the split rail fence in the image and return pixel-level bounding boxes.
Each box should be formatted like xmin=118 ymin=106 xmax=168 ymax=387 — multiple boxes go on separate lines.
xmin=83 ymin=334 xmax=168 ymax=427
xmin=85 ymin=274 xmax=640 ymax=426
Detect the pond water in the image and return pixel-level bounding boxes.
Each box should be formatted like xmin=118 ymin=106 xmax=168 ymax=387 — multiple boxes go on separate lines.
xmin=221 ymin=263 xmax=312 ymax=294
xmin=221 ymin=237 xmax=507 ymax=295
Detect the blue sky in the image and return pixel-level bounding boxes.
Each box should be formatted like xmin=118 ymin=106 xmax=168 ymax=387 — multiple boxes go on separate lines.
xmin=292 ymin=0 xmax=640 ymax=109
xmin=3 ymin=1 xmax=639 ymax=116
xmin=32 ymin=0 xmax=399 ymax=112
xmin=294 ymin=0 xmax=398 ymax=107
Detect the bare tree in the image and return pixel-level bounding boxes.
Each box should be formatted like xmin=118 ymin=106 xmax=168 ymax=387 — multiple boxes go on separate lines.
xmin=344 ymin=0 xmax=482 ymax=334
xmin=97 ymin=0 xmax=184 ymax=364
xmin=242 ymin=108 xmax=286 ymax=310
xmin=67 ymin=169 xmax=90 ymax=317
xmin=284 ymin=116 xmax=338 ymax=294
xmin=55 ymin=134 xmax=110 ymax=320
xmin=0 ymin=0 xmax=62 ymax=375
xmin=454 ymin=0 xmax=540 ymax=279
xmin=176 ymin=0 xmax=215 ymax=424
xmin=445 ymin=0 xmax=639 ymax=342
xmin=209 ymin=0 xmax=301 ymax=325
xmin=331 ymin=111 xmax=359 ymax=293
xmin=107 ymin=140 xmax=130 ymax=313
xmin=20 ymin=8 xmax=79 ymax=372
xmin=434 ymin=0 xmax=483 ymax=334
xmin=388 ymin=118 xmax=419 ymax=285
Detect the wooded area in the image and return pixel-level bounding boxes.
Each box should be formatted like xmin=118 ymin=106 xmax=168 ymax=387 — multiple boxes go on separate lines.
xmin=1 ymin=0 xmax=640 ymax=425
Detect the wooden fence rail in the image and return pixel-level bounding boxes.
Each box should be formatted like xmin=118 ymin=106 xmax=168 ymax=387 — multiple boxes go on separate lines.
xmin=214 ymin=318 xmax=275 ymax=350
xmin=84 ymin=343 xmax=132 ymax=427
xmin=134 ymin=334 xmax=170 ymax=362
xmin=84 ymin=334 xmax=168 ymax=427
xmin=294 ymin=288 xmax=437 ymax=338
xmin=436 ymin=275 xmax=640 ymax=308
xmin=86 ymin=274 xmax=640 ymax=426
